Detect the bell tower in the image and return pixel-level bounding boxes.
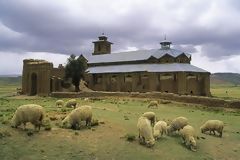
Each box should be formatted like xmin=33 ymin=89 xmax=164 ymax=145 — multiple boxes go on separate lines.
xmin=92 ymin=33 xmax=113 ymax=55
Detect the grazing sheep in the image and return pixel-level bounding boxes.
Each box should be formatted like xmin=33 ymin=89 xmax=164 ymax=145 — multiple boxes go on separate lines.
xmin=167 ymin=116 xmax=188 ymax=135
xmin=200 ymin=120 xmax=224 ymax=137
xmin=148 ymin=100 xmax=159 ymax=108
xmin=180 ymin=125 xmax=197 ymax=152
xmin=65 ymin=99 xmax=77 ymax=108
xmin=11 ymin=104 xmax=45 ymax=131
xmin=84 ymin=98 xmax=89 ymax=101
xmin=62 ymin=105 xmax=92 ymax=129
xmin=142 ymin=112 xmax=156 ymax=126
xmin=55 ymin=100 xmax=64 ymax=108
xmin=153 ymin=121 xmax=168 ymax=139
xmin=137 ymin=116 xmax=155 ymax=147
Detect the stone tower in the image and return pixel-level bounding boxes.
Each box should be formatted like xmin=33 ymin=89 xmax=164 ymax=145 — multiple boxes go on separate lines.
xmin=92 ymin=34 xmax=113 ymax=55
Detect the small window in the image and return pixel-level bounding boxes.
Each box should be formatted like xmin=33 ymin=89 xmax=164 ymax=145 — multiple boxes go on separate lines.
xmin=93 ymin=74 xmax=102 ymax=84
xmin=125 ymin=75 xmax=132 ymax=82
xmin=98 ymin=45 xmax=101 ymax=51
xmin=111 ymin=75 xmax=117 ymax=83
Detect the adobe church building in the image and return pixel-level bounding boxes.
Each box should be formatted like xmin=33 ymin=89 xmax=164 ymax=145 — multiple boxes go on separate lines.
xmin=85 ymin=35 xmax=210 ymax=96
xmin=21 ymin=35 xmax=210 ymax=96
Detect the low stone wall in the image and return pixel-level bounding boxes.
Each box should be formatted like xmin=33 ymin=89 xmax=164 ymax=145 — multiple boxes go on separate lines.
xmin=50 ymin=91 xmax=240 ymax=109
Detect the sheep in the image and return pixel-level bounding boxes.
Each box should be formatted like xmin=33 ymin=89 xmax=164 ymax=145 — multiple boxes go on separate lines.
xmin=62 ymin=105 xmax=92 ymax=129
xmin=55 ymin=100 xmax=64 ymax=108
xmin=65 ymin=99 xmax=77 ymax=108
xmin=167 ymin=116 xmax=188 ymax=135
xmin=11 ymin=104 xmax=45 ymax=131
xmin=148 ymin=100 xmax=159 ymax=108
xmin=137 ymin=116 xmax=155 ymax=147
xmin=200 ymin=120 xmax=224 ymax=137
xmin=153 ymin=121 xmax=168 ymax=139
xmin=142 ymin=112 xmax=156 ymax=126
xmin=84 ymin=98 xmax=89 ymax=101
xmin=180 ymin=125 xmax=197 ymax=152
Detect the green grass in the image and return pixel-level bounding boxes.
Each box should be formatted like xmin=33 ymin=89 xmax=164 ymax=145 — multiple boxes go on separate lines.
xmin=0 ymin=77 xmax=21 ymax=97
xmin=210 ymin=84 xmax=240 ymax=100
xmin=0 ymin=96 xmax=240 ymax=160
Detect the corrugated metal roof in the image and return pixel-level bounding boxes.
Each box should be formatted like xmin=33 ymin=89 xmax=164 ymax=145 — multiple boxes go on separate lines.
xmin=87 ymin=48 xmax=191 ymax=64
xmin=87 ymin=63 xmax=208 ymax=74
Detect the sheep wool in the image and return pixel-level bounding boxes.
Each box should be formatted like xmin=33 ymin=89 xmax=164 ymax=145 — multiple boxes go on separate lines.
xmin=65 ymin=99 xmax=77 ymax=108
xmin=62 ymin=105 xmax=92 ymax=129
xmin=167 ymin=116 xmax=188 ymax=134
xmin=148 ymin=101 xmax=159 ymax=108
xmin=142 ymin=112 xmax=156 ymax=126
xmin=55 ymin=100 xmax=64 ymax=107
xmin=137 ymin=116 xmax=155 ymax=147
xmin=180 ymin=125 xmax=197 ymax=151
xmin=200 ymin=120 xmax=224 ymax=137
xmin=11 ymin=104 xmax=45 ymax=131
xmin=153 ymin=121 xmax=167 ymax=139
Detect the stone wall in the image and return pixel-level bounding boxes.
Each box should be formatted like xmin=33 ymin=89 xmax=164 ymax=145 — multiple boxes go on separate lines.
xmin=50 ymin=91 xmax=240 ymax=109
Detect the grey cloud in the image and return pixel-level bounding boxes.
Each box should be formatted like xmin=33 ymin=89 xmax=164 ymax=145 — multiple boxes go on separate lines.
xmin=0 ymin=0 xmax=240 ymax=60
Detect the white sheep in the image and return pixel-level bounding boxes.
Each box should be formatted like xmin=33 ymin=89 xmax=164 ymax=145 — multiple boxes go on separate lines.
xmin=167 ymin=116 xmax=188 ymax=134
xmin=180 ymin=125 xmax=197 ymax=152
xmin=142 ymin=112 xmax=156 ymax=126
xmin=148 ymin=100 xmax=159 ymax=108
xmin=65 ymin=99 xmax=77 ymax=108
xmin=200 ymin=120 xmax=224 ymax=137
xmin=137 ymin=116 xmax=155 ymax=147
xmin=62 ymin=105 xmax=92 ymax=129
xmin=153 ymin=121 xmax=168 ymax=139
xmin=55 ymin=100 xmax=64 ymax=108
xmin=11 ymin=104 xmax=45 ymax=131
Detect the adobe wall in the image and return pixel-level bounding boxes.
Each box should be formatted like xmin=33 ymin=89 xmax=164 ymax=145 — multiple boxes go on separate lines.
xmin=85 ymin=72 xmax=210 ymax=96
xmin=50 ymin=91 xmax=240 ymax=109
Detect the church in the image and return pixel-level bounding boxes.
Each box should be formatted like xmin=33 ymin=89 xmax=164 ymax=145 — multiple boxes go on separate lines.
xmin=85 ymin=35 xmax=210 ymax=96
xmin=21 ymin=35 xmax=210 ymax=96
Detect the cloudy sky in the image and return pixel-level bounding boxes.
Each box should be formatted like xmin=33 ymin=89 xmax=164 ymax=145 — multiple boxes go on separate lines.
xmin=0 ymin=0 xmax=240 ymax=75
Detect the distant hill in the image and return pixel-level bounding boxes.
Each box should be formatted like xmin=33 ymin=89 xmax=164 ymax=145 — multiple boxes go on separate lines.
xmin=211 ymin=73 xmax=240 ymax=86
xmin=0 ymin=76 xmax=21 ymax=86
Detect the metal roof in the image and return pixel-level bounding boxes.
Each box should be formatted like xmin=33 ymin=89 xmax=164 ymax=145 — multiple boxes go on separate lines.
xmin=87 ymin=48 xmax=191 ymax=64
xmin=87 ymin=63 xmax=208 ymax=74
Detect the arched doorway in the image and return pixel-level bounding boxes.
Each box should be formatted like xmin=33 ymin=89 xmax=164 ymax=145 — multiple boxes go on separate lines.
xmin=30 ymin=73 xmax=37 ymax=95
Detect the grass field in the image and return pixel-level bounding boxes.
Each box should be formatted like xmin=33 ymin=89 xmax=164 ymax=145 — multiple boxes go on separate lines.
xmin=0 ymin=96 xmax=240 ymax=159
xmin=211 ymin=84 xmax=240 ymax=100
xmin=0 ymin=78 xmax=240 ymax=159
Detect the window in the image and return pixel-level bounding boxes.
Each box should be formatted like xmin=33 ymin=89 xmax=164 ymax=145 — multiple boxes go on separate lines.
xmin=98 ymin=45 xmax=101 ymax=51
xmin=160 ymin=74 xmax=173 ymax=80
xmin=93 ymin=74 xmax=102 ymax=84
xmin=125 ymin=75 xmax=132 ymax=82
xmin=111 ymin=75 xmax=117 ymax=83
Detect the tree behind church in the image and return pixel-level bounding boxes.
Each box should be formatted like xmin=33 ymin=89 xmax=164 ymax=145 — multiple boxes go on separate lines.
xmin=65 ymin=54 xmax=87 ymax=92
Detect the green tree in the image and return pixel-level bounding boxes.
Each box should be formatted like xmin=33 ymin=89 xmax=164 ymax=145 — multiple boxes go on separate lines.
xmin=65 ymin=54 xmax=87 ymax=92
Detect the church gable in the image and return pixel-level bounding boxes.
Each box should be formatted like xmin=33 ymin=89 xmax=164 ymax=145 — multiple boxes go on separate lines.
xmin=176 ymin=53 xmax=190 ymax=63
xmin=159 ymin=54 xmax=175 ymax=63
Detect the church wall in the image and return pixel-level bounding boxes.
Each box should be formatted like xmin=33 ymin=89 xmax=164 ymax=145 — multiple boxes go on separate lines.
xmin=86 ymin=71 xmax=210 ymax=96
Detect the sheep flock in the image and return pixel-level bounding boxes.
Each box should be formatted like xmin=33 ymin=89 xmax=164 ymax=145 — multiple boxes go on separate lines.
xmin=9 ymin=98 xmax=226 ymax=153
